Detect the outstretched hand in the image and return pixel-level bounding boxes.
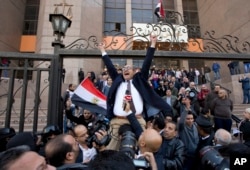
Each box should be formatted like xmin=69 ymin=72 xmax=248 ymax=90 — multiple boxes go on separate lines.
xmin=142 ymin=152 xmax=158 ymax=170
xmin=150 ymin=33 xmax=157 ymax=48
xmin=97 ymin=42 xmax=106 ymax=53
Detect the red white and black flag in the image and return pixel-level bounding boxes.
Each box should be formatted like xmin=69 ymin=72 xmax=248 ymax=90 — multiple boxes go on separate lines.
xmin=154 ymin=0 xmax=165 ymax=18
xmin=71 ymin=78 xmax=107 ymax=115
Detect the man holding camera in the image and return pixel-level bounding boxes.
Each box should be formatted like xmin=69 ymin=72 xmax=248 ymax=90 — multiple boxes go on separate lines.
xmin=74 ymin=125 xmax=97 ymax=164
xmin=45 ymin=128 xmax=109 ymax=170
xmin=98 ymin=34 xmax=172 ymax=150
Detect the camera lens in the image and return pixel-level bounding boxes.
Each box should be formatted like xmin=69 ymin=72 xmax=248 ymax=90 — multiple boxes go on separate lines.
xmin=119 ymin=131 xmax=136 ymax=159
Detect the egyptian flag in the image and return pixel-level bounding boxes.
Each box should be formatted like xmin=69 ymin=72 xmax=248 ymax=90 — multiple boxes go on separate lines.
xmin=154 ymin=0 xmax=165 ymax=18
xmin=71 ymin=78 xmax=107 ymax=115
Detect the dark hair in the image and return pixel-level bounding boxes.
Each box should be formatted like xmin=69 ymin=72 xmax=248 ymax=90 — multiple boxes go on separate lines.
xmin=0 ymin=145 xmax=30 ymax=170
xmin=88 ymin=150 xmax=135 ymax=170
xmin=68 ymin=84 xmax=73 ymax=88
xmin=152 ymin=113 xmax=165 ymax=130
xmin=187 ymin=110 xmax=197 ymax=119
xmin=166 ymin=121 xmax=178 ymax=131
xmin=45 ymin=134 xmax=73 ymax=167
xmin=200 ymin=108 xmax=209 ymax=115
xmin=6 ymin=132 xmax=38 ymax=152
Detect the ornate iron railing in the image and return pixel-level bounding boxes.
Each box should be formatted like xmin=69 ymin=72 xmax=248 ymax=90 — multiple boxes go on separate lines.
xmin=65 ymin=11 xmax=250 ymax=54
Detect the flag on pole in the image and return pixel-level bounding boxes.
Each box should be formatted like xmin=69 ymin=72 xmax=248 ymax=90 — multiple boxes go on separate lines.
xmin=154 ymin=0 xmax=165 ymax=18
xmin=71 ymin=78 xmax=107 ymax=115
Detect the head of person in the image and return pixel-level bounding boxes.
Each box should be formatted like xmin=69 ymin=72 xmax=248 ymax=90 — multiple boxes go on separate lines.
xmin=185 ymin=111 xmax=195 ymax=127
xmin=68 ymin=84 xmax=74 ymax=91
xmin=243 ymin=108 xmax=250 ymax=120
xmin=168 ymin=82 xmax=174 ymax=89
xmin=87 ymin=72 xmax=91 ymax=78
xmin=165 ymin=89 xmax=172 ymax=97
xmin=6 ymin=132 xmax=39 ymax=152
xmin=152 ymin=113 xmax=166 ymax=131
xmin=163 ymin=121 xmax=178 ymax=140
xmin=213 ymin=85 xmax=221 ymax=93
xmin=179 ymin=87 xmax=186 ymax=94
xmin=147 ymin=113 xmax=166 ymax=131
xmin=107 ymin=77 xmax=113 ymax=86
xmin=0 ymin=127 xmax=16 ymax=152
xmin=138 ymin=128 xmax=162 ymax=153
xmin=171 ymin=76 xmax=176 ymax=82
xmin=189 ymin=82 xmax=196 ymax=89
xmin=182 ymin=95 xmax=192 ymax=105
xmin=74 ymin=124 xmax=89 ymax=145
xmin=83 ymin=109 xmax=94 ymax=121
xmin=117 ymin=67 xmax=123 ymax=74
xmin=102 ymin=72 xmax=108 ymax=80
xmin=0 ymin=145 xmax=55 ymax=170
xmin=214 ymin=129 xmax=232 ymax=146
xmin=88 ymin=150 xmax=135 ymax=170
xmin=195 ymin=115 xmax=213 ymax=137
xmin=122 ymin=65 xmax=135 ymax=80
xmin=200 ymin=107 xmax=211 ymax=117
xmin=41 ymin=125 xmax=61 ymax=144
xmin=201 ymin=84 xmax=209 ymax=92
xmin=165 ymin=114 xmax=173 ymax=123
xmin=218 ymin=89 xmax=227 ymax=99
xmin=45 ymin=134 xmax=79 ymax=167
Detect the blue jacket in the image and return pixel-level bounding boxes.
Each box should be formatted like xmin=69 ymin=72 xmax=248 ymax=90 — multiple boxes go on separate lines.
xmin=212 ymin=63 xmax=220 ymax=72
xmin=239 ymin=77 xmax=250 ymax=90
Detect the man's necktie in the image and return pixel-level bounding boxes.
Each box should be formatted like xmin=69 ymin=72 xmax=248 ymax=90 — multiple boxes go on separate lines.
xmin=127 ymin=80 xmax=136 ymax=113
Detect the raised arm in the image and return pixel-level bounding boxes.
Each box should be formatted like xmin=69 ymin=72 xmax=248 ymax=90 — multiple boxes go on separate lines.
xmin=140 ymin=34 xmax=157 ymax=79
xmin=98 ymin=43 xmax=118 ymax=80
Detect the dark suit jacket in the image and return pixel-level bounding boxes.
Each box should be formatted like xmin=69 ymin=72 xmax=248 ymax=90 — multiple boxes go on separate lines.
xmin=102 ymin=47 xmax=172 ymax=120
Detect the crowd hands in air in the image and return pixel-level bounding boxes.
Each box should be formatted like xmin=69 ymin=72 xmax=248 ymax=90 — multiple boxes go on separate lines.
xmin=1 ymin=34 xmax=250 ymax=170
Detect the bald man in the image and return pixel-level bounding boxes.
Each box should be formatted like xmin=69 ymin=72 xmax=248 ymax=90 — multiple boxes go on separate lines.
xmin=214 ymin=128 xmax=232 ymax=147
xmin=137 ymin=128 xmax=162 ymax=170
xmin=138 ymin=128 xmax=162 ymax=153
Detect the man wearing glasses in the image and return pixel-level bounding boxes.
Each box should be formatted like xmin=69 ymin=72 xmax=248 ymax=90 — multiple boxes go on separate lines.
xmin=98 ymin=34 xmax=172 ymax=150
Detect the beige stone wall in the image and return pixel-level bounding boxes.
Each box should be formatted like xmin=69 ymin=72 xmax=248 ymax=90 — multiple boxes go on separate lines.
xmin=36 ymin=0 xmax=104 ymax=85
xmin=0 ymin=0 xmax=26 ymax=52
xmin=197 ymin=0 xmax=250 ymax=42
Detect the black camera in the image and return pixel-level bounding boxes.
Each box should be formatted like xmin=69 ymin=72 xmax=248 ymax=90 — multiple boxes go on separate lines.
xmin=119 ymin=131 xmax=137 ymax=159
xmin=40 ymin=125 xmax=61 ymax=144
xmin=133 ymin=157 xmax=150 ymax=169
xmin=118 ymin=124 xmax=149 ymax=169
xmin=199 ymin=146 xmax=229 ymax=170
xmin=86 ymin=114 xmax=110 ymax=148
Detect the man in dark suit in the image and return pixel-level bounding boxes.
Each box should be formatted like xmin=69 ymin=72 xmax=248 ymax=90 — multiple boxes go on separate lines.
xmin=98 ymin=35 xmax=172 ymax=150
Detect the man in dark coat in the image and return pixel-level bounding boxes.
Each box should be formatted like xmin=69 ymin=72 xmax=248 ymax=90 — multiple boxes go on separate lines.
xmin=98 ymin=35 xmax=172 ymax=150
xmin=78 ymin=68 xmax=84 ymax=84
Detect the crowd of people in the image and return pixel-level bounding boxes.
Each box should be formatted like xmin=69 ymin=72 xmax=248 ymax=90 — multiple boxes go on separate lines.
xmin=1 ymin=35 xmax=250 ymax=170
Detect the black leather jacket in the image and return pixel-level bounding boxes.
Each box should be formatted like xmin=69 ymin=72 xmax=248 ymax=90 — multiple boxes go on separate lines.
xmin=155 ymin=137 xmax=185 ymax=170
